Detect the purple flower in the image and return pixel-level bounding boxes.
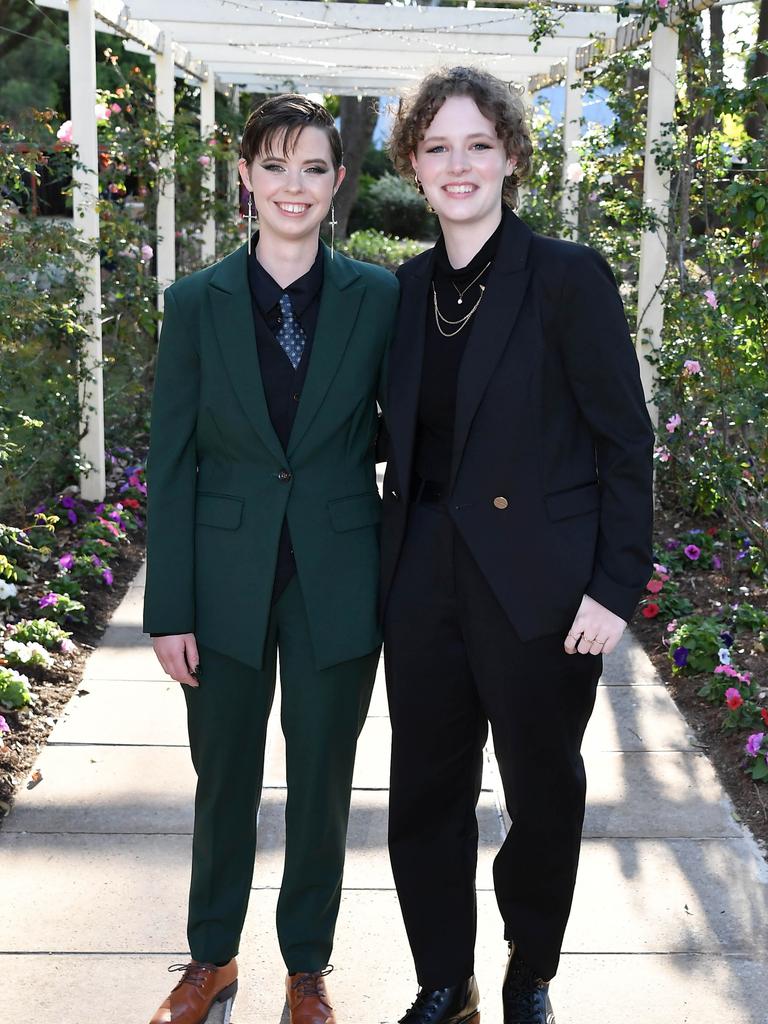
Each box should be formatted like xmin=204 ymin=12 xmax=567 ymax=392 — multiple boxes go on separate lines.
xmin=94 ymin=503 xmax=105 ymax=515
xmin=39 ymin=592 xmax=59 ymax=608
xmin=102 ymin=569 xmax=114 ymax=586
xmin=67 ymin=509 xmax=78 ymax=525
xmin=665 ymin=539 xmax=681 ymax=551
xmin=60 ymin=495 xmax=75 ymax=509
xmin=745 ymin=733 xmax=764 ymax=758
xmin=719 ymin=631 xmax=734 ymax=648
xmin=689 ymin=529 xmax=703 ymax=535
xmin=58 ymin=553 xmax=75 ymax=570
xmin=712 ymin=555 xmax=722 ymax=570
xmin=91 ymin=555 xmax=102 ymax=567
xmin=673 ymin=646 xmax=689 ymax=668
xmin=0 ymin=715 xmax=9 ymax=734
xmin=684 ymin=544 xmax=701 ymax=561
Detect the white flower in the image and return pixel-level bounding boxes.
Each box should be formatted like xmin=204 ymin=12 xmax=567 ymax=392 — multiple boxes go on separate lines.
xmin=565 ymin=162 xmax=584 ymax=184
xmin=0 ymin=580 xmax=17 ymax=600
xmin=3 ymin=639 xmax=52 ymax=668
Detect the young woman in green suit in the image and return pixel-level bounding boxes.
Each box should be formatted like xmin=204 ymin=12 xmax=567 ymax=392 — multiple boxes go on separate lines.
xmin=143 ymin=95 xmax=397 ymax=1024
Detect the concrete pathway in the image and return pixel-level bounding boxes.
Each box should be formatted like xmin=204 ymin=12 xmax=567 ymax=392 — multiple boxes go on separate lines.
xmin=3 ymin=560 xmax=768 ymax=1023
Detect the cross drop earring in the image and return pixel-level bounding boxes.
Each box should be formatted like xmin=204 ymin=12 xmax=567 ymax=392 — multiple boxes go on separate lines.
xmin=247 ymin=191 xmax=254 ymax=255
xmin=329 ymin=199 xmax=337 ymax=260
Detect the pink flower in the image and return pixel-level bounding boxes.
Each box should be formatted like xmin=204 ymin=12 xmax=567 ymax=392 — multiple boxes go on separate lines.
xmin=60 ymin=638 xmax=76 ymax=654
xmin=745 ymin=733 xmax=764 ymax=757
xmin=655 ymin=445 xmax=671 ymax=462
xmin=666 ymin=619 xmax=677 ymax=633
xmin=666 ymin=414 xmax=681 ymax=433
xmin=94 ymin=102 xmax=111 ymax=121
xmin=140 ymin=244 xmax=154 ymax=262
xmin=714 ymin=665 xmax=739 ymax=678
xmin=704 ymin=289 xmax=718 ymax=309
xmin=110 ymin=102 xmax=122 ymax=114
xmin=58 ymin=553 xmax=75 ymax=570
xmin=197 ymin=154 xmax=212 ymax=167
xmin=657 ymin=0 xmax=669 ymax=8
xmin=646 ymin=579 xmax=664 ymax=594
xmin=56 ymin=120 xmax=74 ymax=144
xmin=0 ymin=715 xmax=9 ymax=734
xmin=684 ymin=544 xmax=701 ymax=560
xmin=725 ymin=688 xmax=743 ymax=710
xmin=683 ymin=360 xmax=702 ymax=376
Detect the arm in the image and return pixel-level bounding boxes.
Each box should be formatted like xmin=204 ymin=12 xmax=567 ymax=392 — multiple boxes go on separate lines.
xmin=143 ymin=287 xmax=200 ymax=683
xmin=556 ymin=246 xmax=655 ymax=654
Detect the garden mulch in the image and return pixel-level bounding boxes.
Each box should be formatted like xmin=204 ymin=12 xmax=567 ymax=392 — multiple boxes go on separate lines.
xmin=0 ymin=526 xmax=145 ymax=818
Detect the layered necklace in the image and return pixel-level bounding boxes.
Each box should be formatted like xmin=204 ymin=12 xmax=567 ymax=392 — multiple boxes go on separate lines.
xmin=432 ymin=259 xmax=491 ymax=338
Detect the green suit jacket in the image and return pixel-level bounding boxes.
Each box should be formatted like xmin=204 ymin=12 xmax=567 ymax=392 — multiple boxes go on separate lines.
xmin=143 ymin=242 xmax=399 ymax=670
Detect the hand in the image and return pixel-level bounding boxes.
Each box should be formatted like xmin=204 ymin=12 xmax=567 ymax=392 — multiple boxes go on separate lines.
xmin=564 ymin=595 xmax=626 ymax=656
xmin=153 ymin=633 xmax=200 ymax=686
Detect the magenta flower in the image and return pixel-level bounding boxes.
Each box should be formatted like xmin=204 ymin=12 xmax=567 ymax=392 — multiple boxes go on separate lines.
xmin=91 ymin=555 xmax=102 ymax=567
xmin=110 ymin=102 xmax=122 ymax=114
xmin=102 ymin=569 xmax=114 ymax=586
xmin=683 ymin=359 xmax=702 ymax=376
xmin=128 ymin=474 xmax=141 ymax=487
xmin=39 ymin=592 xmax=59 ymax=608
xmin=666 ymin=413 xmax=681 ymax=434
xmin=198 ymin=154 xmax=212 ymax=167
xmin=646 ymin=579 xmax=664 ymax=594
xmin=746 ymin=733 xmax=764 ymax=757
xmin=0 ymin=715 xmax=9 ymax=734
xmin=657 ymin=0 xmax=669 ymax=7
xmin=58 ymin=553 xmax=75 ymax=570
xmin=704 ymin=289 xmax=718 ymax=309
xmin=712 ymin=555 xmax=722 ymax=570
xmin=725 ymin=687 xmax=743 ymax=710
xmin=684 ymin=544 xmax=701 ymax=561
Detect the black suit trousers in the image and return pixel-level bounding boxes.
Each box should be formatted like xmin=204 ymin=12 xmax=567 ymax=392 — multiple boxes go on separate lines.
xmin=384 ymin=501 xmax=600 ymax=986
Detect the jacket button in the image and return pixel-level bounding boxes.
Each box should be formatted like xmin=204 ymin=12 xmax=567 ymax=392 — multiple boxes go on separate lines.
xmin=493 ymin=496 xmax=509 ymax=509
xmin=391 ymin=490 xmax=399 ymax=501
xmin=278 ymin=469 xmax=292 ymax=482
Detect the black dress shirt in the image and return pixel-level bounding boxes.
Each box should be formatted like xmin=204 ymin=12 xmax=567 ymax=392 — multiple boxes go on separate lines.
xmin=248 ymin=239 xmax=324 ymax=603
xmin=413 ymin=217 xmax=503 ymax=485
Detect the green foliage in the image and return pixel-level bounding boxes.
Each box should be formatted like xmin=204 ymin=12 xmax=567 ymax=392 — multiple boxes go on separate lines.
xmin=350 ymin=173 xmax=437 ymax=239
xmin=36 ymin=591 xmax=87 ymax=624
xmin=668 ymin=615 xmax=726 ymax=674
xmin=340 ymin=230 xmax=425 ymax=271
xmin=0 ymin=667 xmax=32 ymax=710
xmin=8 ymin=618 xmax=72 ymax=650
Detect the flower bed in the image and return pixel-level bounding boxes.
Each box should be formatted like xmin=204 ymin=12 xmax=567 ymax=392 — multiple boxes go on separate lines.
xmin=632 ymin=515 xmax=768 ymax=849
xmin=0 ymin=447 xmax=147 ymax=817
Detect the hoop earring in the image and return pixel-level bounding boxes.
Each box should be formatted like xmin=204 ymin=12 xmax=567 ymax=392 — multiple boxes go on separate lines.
xmin=247 ymin=191 xmax=254 ymax=255
xmin=329 ymin=199 xmax=337 ymax=261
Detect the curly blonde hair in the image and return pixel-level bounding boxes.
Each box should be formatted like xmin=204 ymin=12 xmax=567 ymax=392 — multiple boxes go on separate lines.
xmin=389 ymin=67 xmax=532 ymax=209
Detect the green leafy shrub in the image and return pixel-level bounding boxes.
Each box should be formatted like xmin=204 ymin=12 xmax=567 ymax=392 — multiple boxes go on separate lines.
xmin=8 ymin=618 xmax=73 ymax=651
xmin=0 ymin=667 xmax=32 ymax=710
xmin=340 ymin=230 xmax=424 ymax=271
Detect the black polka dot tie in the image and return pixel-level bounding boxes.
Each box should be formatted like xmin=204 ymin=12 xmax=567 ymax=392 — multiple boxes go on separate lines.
xmin=276 ymin=292 xmax=306 ymax=370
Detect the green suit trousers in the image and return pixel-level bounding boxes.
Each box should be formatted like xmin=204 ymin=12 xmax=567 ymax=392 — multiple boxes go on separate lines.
xmin=184 ymin=577 xmax=378 ymax=971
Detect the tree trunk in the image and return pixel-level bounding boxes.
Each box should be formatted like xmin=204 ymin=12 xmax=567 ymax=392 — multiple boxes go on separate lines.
xmin=335 ymin=95 xmax=379 ymax=239
xmin=746 ymin=0 xmax=768 ymax=138
xmin=709 ymin=5 xmax=724 ymax=86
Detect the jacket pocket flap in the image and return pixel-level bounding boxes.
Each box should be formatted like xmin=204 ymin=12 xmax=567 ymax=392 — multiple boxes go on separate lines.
xmin=196 ymin=492 xmax=244 ymax=530
xmin=545 ymin=482 xmax=600 ymax=521
xmin=328 ymin=493 xmax=382 ymax=532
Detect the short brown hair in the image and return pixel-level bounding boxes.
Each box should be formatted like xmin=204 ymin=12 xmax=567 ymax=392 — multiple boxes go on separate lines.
xmin=389 ymin=67 xmax=532 ymax=208
xmin=240 ymin=94 xmax=343 ymax=170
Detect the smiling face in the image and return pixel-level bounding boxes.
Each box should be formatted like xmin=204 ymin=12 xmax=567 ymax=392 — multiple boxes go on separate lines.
xmin=238 ymin=125 xmax=345 ymax=248
xmin=411 ymin=95 xmax=516 ymax=233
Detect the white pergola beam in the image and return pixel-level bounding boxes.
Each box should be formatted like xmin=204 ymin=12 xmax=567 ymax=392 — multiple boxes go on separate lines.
xmin=560 ymin=48 xmax=584 ymax=237
xmin=635 ymin=24 xmax=679 ymax=425
xmin=200 ymin=69 xmax=216 ymax=265
xmin=155 ymin=35 xmax=176 ymax=312
xmin=68 ymin=0 xmax=106 ymax=501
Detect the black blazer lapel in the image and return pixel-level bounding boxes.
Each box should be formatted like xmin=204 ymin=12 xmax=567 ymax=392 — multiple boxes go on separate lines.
xmin=387 ymin=248 xmax=433 ymax=494
xmin=449 ymin=212 xmax=533 ymax=490
xmin=207 ymin=245 xmax=286 ymax=466
xmin=287 ymin=246 xmax=364 ymax=458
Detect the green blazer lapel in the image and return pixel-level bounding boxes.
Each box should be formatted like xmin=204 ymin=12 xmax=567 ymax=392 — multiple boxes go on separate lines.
xmin=207 ymin=244 xmax=286 ymax=465
xmin=287 ymin=246 xmax=365 ymax=458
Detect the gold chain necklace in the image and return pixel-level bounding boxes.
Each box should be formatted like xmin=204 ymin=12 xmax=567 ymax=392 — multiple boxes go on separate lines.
xmin=432 ymin=283 xmax=486 ymax=338
xmin=452 ymin=260 xmax=491 ymax=305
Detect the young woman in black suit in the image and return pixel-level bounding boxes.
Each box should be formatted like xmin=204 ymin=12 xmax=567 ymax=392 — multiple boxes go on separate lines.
xmin=381 ymin=67 xmax=655 ymax=1024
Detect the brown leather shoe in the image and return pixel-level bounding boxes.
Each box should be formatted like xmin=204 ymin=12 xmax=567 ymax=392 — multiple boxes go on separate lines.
xmin=286 ymin=968 xmax=337 ymax=1024
xmin=149 ymin=959 xmax=238 ymax=1024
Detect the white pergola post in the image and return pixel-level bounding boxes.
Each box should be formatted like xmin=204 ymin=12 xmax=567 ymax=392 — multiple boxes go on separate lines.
xmin=69 ymin=0 xmax=106 ymax=500
xmin=560 ymin=48 xmax=583 ymax=238
xmin=228 ymin=85 xmax=241 ymax=221
xmin=200 ymin=68 xmax=216 ymax=264
xmin=636 ymin=24 xmax=679 ymax=427
xmin=155 ymin=36 xmax=176 ymax=313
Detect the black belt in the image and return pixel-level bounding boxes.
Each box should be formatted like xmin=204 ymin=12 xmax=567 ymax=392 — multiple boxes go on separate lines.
xmin=410 ymin=474 xmax=447 ymax=503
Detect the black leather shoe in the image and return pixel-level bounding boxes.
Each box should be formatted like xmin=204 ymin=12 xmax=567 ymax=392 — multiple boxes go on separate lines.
xmin=398 ymin=975 xmax=480 ymax=1024
xmin=502 ymin=948 xmax=555 ymax=1024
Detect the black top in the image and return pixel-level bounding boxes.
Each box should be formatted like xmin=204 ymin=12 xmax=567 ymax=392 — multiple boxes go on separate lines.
xmin=413 ymin=216 xmax=503 ymax=485
xmin=248 ymin=238 xmax=324 ymax=603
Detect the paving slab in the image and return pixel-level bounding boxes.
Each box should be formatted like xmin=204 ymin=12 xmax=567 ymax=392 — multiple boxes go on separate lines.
xmin=582 ymin=684 xmax=696 ymax=752
xmin=47 ymin=678 xmax=188 ymax=746
xmin=600 ymin=632 xmax=661 ymax=685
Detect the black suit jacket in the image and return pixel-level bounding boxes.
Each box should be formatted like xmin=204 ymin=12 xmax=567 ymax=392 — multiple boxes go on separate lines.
xmin=380 ymin=209 xmax=655 ymax=640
